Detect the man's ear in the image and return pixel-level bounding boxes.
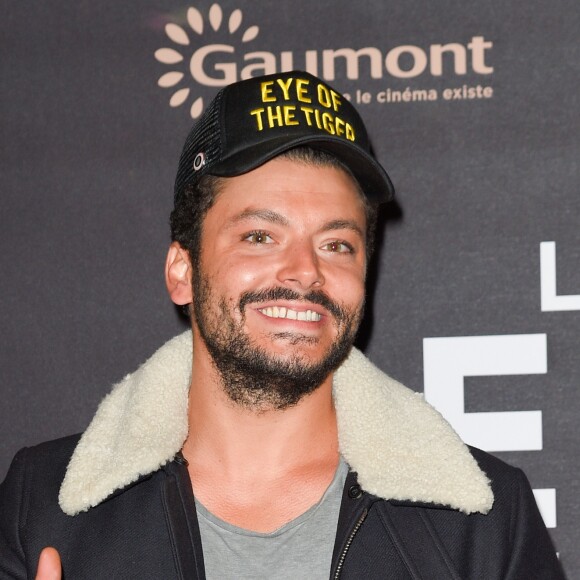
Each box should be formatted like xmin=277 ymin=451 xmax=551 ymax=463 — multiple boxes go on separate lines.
xmin=165 ymin=242 xmax=193 ymax=305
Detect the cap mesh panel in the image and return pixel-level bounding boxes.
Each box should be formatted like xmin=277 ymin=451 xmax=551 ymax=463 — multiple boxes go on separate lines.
xmin=174 ymin=89 xmax=225 ymax=203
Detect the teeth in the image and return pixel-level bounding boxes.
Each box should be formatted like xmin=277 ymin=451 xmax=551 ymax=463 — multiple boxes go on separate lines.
xmin=259 ymin=307 xmax=321 ymax=322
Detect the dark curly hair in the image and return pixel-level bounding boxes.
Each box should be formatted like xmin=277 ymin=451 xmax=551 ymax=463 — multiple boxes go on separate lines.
xmin=170 ymin=146 xmax=379 ymax=268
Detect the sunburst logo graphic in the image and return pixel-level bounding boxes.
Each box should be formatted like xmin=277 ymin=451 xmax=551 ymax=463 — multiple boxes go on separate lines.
xmin=155 ymin=4 xmax=259 ymax=119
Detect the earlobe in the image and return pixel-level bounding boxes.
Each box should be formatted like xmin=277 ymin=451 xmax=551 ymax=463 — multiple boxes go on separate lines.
xmin=165 ymin=242 xmax=193 ymax=305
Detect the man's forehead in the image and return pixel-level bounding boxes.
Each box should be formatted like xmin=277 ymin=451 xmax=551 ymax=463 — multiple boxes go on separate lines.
xmin=211 ymin=157 xmax=366 ymax=210
xmin=217 ymin=154 xmax=363 ymax=191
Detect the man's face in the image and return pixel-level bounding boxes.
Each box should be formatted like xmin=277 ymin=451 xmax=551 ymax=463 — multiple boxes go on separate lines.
xmin=191 ymin=157 xmax=368 ymax=410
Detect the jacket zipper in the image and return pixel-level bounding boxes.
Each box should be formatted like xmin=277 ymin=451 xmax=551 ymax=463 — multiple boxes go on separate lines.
xmin=333 ymin=508 xmax=369 ymax=579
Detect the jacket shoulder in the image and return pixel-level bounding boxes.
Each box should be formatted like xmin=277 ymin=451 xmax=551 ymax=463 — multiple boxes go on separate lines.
xmin=468 ymin=445 xmax=517 ymax=474
xmin=466 ymin=446 xmax=535 ymax=507
xmin=20 ymin=433 xmax=81 ymax=462
xmin=468 ymin=445 xmax=521 ymax=484
xmin=401 ymin=446 xmax=562 ymax=578
xmin=9 ymin=434 xmax=81 ymax=486
xmin=2 ymin=433 xmax=81 ymax=491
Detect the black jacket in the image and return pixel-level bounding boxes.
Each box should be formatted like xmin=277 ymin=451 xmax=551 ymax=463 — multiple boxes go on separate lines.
xmin=0 ymin=437 xmax=564 ymax=579
xmin=0 ymin=333 xmax=564 ymax=578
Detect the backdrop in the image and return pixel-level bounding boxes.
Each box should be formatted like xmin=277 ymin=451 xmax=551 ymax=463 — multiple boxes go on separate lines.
xmin=1 ymin=0 xmax=578 ymax=574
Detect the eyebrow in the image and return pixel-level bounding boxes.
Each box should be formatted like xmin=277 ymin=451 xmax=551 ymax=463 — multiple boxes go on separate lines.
xmin=224 ymin=210 xmax=364 ymax=238
xmin=320 ymin=219 xmax=365 ymax=238
xmin=225 ymin=208 xmax=290 ymax=228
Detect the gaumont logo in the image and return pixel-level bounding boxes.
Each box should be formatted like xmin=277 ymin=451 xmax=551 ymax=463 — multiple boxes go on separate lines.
xmin=155 ymin=3 xmax=494 ymax=118
xmin=155 ymin=4 xmax=260 ymax=118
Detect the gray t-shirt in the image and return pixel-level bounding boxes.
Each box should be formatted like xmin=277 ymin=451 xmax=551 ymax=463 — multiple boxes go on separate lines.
xmin=195 ymin=457 xmax=349 ymax=579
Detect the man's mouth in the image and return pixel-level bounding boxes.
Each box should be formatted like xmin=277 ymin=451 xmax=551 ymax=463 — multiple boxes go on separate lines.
xmin=258 ymin=306 xmax=322 ymax=322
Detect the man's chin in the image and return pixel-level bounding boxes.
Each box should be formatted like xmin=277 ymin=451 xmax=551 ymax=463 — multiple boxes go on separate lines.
xmin=265 ymin=328 xmax=318 ymax=340
xmin=259 ymin=338 xmax=339 ymax=366
xmin=203 ymin=332 xmax=355 ymax=411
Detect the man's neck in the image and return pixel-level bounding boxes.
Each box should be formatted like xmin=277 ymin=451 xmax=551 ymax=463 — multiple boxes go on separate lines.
xmin=181 ymin=339 xmax=340 ymax=531
xmin=182 ymin=339 xmax=339 ymax=476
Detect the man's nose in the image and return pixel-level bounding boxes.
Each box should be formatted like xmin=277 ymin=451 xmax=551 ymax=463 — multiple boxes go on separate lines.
xmin=276 ymin=242 xmax=325 ymax=290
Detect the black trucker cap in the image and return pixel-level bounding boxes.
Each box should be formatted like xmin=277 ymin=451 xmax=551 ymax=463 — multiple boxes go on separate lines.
xmin=174 ymin=71 xmax=394 ymax=203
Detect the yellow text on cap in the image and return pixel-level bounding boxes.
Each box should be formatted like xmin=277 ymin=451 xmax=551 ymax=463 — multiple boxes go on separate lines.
xmin=260 ymin=78 xmax=312 ymax=104
xmin=249 ymin=105 xmax=355 ymax=141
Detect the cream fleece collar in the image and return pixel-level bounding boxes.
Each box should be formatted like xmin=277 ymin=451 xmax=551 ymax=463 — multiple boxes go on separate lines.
xmin=59 ymin=331 xmax=493 ymax=516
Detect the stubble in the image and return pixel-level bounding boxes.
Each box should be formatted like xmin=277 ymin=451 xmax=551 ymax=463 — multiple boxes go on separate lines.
xmin=192 ymin=271 xmax=362 ymax=412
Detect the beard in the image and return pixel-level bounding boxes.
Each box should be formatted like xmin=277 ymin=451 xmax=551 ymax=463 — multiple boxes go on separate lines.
xmin=192 ymin=269 xmax=363 ymax=412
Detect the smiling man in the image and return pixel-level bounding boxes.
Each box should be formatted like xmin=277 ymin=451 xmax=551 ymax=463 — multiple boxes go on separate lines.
xmin=0 ymin=72 xmax=564 ymax=579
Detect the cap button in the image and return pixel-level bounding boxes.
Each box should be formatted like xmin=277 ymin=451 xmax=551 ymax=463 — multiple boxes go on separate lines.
xmin=193 ymin=152 xmax=206 ymax=171
xmin=348 ymin=484 xmax=363 ymax=499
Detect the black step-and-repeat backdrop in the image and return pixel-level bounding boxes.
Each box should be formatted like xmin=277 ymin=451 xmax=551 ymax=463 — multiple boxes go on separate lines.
xmin=2 ymin=1 xmax=578 ymax=574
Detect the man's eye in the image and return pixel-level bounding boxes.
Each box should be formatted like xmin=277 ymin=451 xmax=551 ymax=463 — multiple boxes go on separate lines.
xmin=244 ymin=230 xmax=273 ymax=244
xmin=323 ymin=240 xmax=354 ymax=253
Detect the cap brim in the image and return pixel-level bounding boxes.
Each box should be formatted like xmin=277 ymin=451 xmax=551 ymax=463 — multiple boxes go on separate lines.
xmin=209 ymin=134 xmax=394 ymax=203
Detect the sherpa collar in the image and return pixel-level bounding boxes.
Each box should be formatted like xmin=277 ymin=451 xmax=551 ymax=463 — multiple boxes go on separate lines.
xmin=59 ymin=331 xmax=493 ymax=516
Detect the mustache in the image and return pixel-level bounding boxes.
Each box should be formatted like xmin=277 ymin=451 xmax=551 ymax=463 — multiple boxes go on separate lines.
xmin=238 ymin=287 xmax=349 ymax=322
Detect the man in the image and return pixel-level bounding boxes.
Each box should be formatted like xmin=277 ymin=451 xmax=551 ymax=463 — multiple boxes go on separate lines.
xmin=0 ymin=71 xmax=564 ymax=579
